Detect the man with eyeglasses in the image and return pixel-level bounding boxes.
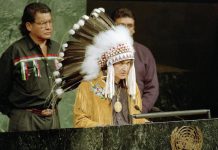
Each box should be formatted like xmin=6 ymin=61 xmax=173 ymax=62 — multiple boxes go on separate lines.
xmin=0 ymin=2 xmax=61 ymax=131
xmin=111 ymin=8 xmax=159 ymax=114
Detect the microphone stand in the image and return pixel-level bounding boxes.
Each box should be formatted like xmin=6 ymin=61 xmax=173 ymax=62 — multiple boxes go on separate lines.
xmin=130 ymin=109 xmax=211 ymax=122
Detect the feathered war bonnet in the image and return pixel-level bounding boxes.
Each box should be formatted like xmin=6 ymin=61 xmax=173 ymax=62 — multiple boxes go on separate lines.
xmin=54 ymin=8 xmax=136 ymax=100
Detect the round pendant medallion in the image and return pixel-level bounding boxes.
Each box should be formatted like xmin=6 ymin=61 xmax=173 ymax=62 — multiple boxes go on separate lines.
xmin=114 ymin=101 xmax=122 ymax=113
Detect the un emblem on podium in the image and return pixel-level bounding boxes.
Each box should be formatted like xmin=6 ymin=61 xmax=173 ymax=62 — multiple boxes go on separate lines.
xmin=171 ymin=126 xmax=203 ymax=150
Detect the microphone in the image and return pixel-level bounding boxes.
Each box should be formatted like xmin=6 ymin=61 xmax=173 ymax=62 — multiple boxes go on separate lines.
xmin=148 ymin=106 xmax=185 ymax=121
xmin=151 ymin=107 xmax=184 ymax=121
xmin=133 ymin=106 xmax=184 ymax=121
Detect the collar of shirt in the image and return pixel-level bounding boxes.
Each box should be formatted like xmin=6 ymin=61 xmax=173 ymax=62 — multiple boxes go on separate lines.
xmin=25 ymin=35 xmax=51 ymax=52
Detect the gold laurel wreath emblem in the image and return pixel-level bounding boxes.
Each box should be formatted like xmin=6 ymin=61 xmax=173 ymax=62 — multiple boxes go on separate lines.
xmin=171 ymin=126 xmax=203 ymax=150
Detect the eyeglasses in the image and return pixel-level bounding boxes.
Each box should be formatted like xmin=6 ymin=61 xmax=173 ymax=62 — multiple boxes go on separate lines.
xmin=33 ymin=20 xmax=52 ymax=28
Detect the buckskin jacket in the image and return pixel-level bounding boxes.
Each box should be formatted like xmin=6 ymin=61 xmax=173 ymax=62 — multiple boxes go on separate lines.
xmin=73 ymin=72 xmax=149 ymax=128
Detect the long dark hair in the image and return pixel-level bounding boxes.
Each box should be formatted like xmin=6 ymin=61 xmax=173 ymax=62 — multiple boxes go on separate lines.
xmin=19 ymin=2 xmax=51 ymax=36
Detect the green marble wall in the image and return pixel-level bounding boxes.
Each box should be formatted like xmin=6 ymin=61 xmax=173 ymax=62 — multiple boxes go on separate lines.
xmin=0 ymin=0 xmax=86 ymax=131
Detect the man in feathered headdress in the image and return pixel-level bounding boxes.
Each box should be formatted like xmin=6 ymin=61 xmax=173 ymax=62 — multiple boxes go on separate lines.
xmin=73 ymin=25 xmax=149 ymax=127
xmin=71 ymin=22 xmax=149 ymax=128
xmin=58 ymin=8 xmax=149 ymax=128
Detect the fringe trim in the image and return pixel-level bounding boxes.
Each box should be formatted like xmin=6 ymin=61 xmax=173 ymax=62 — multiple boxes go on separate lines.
xmin=21 ymin=62 xmax=28 ymax=80
xmin=105 ymin=59 xmax=115 ymax=99
xmin=33 ymin=60 xmax=41 ymax=77
xmin=127 ymin=63 xmax=136 ymax=100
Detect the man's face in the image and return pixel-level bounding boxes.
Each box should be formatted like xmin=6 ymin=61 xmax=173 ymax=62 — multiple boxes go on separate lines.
xmin=27 ymin=12 xmax=53 ymax=40
xmin=115 ymin=17 xmax=135 ymax=36
xmin=114 ymin=60 xmax=132 ymax=83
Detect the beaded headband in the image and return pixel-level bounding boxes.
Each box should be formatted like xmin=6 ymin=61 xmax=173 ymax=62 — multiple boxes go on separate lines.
xmin=98 ymin=43 xmax=134 ymax=68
